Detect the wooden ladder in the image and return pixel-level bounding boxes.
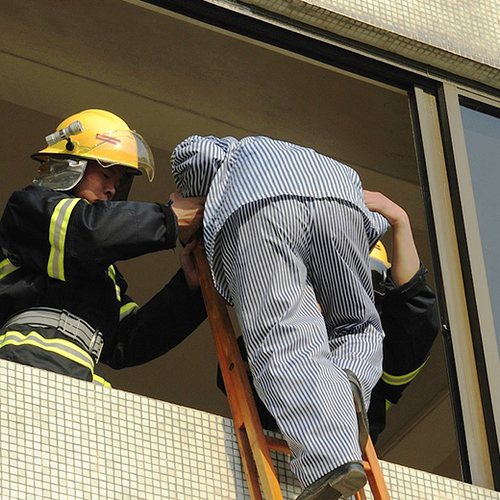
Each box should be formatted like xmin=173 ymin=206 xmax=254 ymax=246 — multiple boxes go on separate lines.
xmin=193 ymin=245 xmax=391 ymax=500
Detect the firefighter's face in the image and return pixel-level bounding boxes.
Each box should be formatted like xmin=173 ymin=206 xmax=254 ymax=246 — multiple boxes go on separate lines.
xmin=73 ymin=161 xmax=126 ymax=202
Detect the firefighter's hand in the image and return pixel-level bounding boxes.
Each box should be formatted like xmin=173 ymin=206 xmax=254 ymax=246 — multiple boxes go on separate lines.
xmin=364 ymin=190 xmax=419 ymax=286
xmin=180 ymin=240 xmax=200 ymax=293
xmin=364 ymin=190 xmax=409 ymax=229
xmin=169 ymin=190 xmax=206 ymax=245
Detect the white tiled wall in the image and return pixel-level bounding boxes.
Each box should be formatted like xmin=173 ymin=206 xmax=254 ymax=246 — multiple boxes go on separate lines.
xmin=1 ymin=359 xmax=499 ymax=500
xmin=231 ymin=0 xmax=500 ymax=89
xmin=240 ymin=0 xmax=500 ymax=64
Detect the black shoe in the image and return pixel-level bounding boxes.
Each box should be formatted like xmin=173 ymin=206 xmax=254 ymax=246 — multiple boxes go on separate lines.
xmin=344 ymin=369 xmax=369 ymax=451
xmin=296 ymin=462 xmax=367 ymax=500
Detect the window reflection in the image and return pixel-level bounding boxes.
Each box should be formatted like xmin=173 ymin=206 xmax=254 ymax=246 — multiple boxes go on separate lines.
xmin=460 ymin=105 xmax=500 ymax=343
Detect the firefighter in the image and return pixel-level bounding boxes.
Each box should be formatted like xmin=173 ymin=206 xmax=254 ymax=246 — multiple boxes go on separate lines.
xmin=0 ymin=109 xmax=207 ymax=386
xmin=364 ymin=190 xmax=439 ymax=444
xmin=217 ymin=191 xmax=439 ymax=445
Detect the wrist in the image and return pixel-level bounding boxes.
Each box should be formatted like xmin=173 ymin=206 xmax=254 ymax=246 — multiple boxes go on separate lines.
xmin=157 ymin=201 xmax=179 ymax=248
xmin=388 ymin=209 xmax=410 ymax=229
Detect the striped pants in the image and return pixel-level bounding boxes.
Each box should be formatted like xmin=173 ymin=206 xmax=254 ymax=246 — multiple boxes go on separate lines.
xmin=215 ymin=196 xmax=384 ymax=486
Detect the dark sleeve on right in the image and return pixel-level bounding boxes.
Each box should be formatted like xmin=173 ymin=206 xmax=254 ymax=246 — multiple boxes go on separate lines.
xmin=375 ymin=263 xmax=439 ymax=409
xmin=381 ymin=264 xmax=439 ymax=376
xmin=368 ymin=265 xmax=439 ymax=443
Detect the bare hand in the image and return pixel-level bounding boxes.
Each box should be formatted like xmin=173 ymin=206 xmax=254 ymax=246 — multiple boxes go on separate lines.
xmin=364 ymin=190 xmax=419 ymax=285
xmin=180 ymin=240 xmax=200 ymax=293
xmin=364 ymin=190 xmax=409 ymax=228
xmin=169 ymin=190 xmax=206 ymax=245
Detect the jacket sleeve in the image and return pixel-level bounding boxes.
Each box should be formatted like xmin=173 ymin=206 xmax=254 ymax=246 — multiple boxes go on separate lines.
xmin=379 ymin=263 xmax=440 ymax=405
xmin=102 ymin=268 xmax=207 ymax=368
xmin=171 ymin=135 xmax=236 ymax=197
xmin=0 ymin=186 xmax=178 ymax=280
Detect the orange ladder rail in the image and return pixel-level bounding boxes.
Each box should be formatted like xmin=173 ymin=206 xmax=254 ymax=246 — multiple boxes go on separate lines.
xmin=193 ymin=244 xmax=391 ymax=500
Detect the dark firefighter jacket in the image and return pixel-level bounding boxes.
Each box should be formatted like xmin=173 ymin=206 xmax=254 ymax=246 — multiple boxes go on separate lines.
xmin=368 ymin=263 xmax=439 ymax=443
xmin=0 ymin=185 xmax=206 ymax=369
xmin=217 ymin=263 xmax=439 ymax=444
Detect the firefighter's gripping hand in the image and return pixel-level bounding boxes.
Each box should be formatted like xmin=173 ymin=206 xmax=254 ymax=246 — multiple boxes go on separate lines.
xmin=180 ymin=240 xmax=200 ymax=293
xmin=169 ymin=189 xmax=206 ymax=245
xmin=363 ymin=190 xmax=409 ymax=228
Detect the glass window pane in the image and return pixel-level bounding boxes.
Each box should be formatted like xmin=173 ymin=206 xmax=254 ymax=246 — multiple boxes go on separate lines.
xmin=460 ymin=105 xmax=500 ymax=341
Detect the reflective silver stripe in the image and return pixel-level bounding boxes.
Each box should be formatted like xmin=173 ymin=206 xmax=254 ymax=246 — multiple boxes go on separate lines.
xmin=119 ymin=301 xmax=139 ymax=321
xmin=4 ymin=308 xmax=103 ymax=362
xmin=0 ymin=257 xmax=20 ymax=280
xmin=47 ymin=198 xmax=80 ymax=281
xmin=0 ymin=330 xmax=94 ymax=371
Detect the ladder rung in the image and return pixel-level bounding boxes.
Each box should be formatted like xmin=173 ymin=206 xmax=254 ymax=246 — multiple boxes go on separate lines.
xmin=265 ymin=435 xmax=292 ymax=455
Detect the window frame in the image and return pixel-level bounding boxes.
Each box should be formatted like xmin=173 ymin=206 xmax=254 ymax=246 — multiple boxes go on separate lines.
xmin=144 ymin=0 xmax=500 ymax=487
xmin=438 ymin=85 xmax=500 ymax=484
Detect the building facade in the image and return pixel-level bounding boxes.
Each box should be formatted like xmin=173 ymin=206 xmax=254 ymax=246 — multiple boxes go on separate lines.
xmin=1 ymin=0 xmax=500 ymax=497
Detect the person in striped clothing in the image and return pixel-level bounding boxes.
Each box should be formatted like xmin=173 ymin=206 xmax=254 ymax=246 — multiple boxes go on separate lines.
xmin=217 ymin=191 xmax=439 ymax=448
xmin=172 ymin=135 xmax=390 ymax=499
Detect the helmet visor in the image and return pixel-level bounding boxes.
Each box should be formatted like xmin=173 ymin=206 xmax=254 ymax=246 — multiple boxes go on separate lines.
xmin=88 ymin=130 xmax=155 ymax=181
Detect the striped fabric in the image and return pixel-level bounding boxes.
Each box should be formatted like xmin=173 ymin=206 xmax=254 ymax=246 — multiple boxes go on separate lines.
xmin=172 ymin=135 xmax=388 ymax=486
xmin=218 ymin=198 xmax=383 ymax=485
xmin=172 ymin=135 xmax=389 ymax=302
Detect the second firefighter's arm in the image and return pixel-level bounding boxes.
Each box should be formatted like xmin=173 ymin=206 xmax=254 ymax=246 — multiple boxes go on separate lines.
xmin=364 ymin=190 xmax=439 ymax=403
xmin=364 ymin=189 xmax=420 ymax=284
xmin=101 ymin=267 xmax=207 ymax=368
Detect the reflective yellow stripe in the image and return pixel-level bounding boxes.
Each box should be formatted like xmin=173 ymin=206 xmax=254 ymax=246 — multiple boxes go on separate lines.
xmin=93 ymin=374 xmax=112 ymax=388
xmin=47 ymin=198 xmax=80 ymax=281
xmin=386 ymin=399 xmax=393 ymax=411
xmin=120 ymin=301 xmax=139 ymax=321
xmin=0 ymin=330 xmax=94 ymax=372
xmin=382 ymin=360 xmax=428 ymax=387
xmin=0 ymin=257 xmax=20 ymax=280
xmin=107 ymin=265 xmax=122 ymax=302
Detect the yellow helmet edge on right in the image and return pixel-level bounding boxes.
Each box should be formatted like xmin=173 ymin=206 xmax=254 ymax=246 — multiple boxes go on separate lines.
xmin=370 ymin=240 xmax=390 ymax=269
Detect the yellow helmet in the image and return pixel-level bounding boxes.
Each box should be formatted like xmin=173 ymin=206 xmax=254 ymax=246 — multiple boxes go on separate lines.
xmin=370 ymin=241 xmax=390 ymax=269
xmin=370 ymin=241 xmax=391 ymax=307
xmin=31 ymin=109 xmax=155 ymax=181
